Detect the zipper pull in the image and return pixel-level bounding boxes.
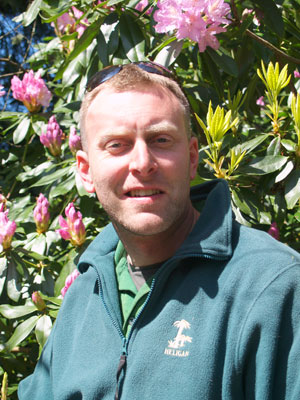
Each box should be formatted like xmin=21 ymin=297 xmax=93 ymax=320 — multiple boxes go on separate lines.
xmin=115 ymin=339 xmax=127 ymax=400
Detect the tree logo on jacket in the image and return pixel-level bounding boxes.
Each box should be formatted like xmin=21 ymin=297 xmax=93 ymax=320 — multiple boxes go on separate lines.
xmin=164 ymin=320 xmax=192 ymax=358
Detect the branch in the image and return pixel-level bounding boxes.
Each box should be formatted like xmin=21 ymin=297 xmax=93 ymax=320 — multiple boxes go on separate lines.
xmin=246 ymin=29 xmax=300 ymax=65
xmin=0 ymin=58 xmax=27 ymax=72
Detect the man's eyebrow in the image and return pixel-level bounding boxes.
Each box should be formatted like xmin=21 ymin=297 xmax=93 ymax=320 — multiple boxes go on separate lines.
xmin=144 ymin=121 xmax=177 ymax=134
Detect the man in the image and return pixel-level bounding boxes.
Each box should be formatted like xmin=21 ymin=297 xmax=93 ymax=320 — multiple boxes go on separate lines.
xmin=18 ymin=63 xmax=300 ymax=399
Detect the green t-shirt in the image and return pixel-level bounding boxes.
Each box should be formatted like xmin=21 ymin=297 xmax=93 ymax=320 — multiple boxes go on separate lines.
xmin=114 ymin=241 xmax=154 ymax=337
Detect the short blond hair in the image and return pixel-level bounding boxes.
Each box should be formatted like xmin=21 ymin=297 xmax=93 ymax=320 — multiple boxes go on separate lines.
xmin=80 ymin=64 xmax=191 ymax=150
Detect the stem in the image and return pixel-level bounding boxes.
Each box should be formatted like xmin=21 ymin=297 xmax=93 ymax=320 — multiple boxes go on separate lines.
xmin=246 ymin=29 xmax=300 ymax=65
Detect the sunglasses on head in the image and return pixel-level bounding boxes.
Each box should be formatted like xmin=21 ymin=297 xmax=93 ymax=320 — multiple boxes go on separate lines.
xmin=85 ymin=61 xmax=177 ymax=92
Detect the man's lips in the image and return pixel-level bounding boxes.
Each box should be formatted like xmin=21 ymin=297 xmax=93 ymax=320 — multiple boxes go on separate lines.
xmin=124 ymin=188 xmax=163 ymax=197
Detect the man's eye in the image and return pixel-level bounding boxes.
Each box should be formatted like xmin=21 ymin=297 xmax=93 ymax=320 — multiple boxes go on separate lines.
xmin=108 ymin=142 xmax=122 ymax=148
xmin=153 ymin=136 xmax=171 ymax=145
xmin=106 ymin=141 xmax=128 ymax=154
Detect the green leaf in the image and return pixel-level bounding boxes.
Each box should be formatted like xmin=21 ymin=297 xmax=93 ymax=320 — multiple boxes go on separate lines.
xmin=231 ymin=134 xmax=269 ymax=156
xmin=55 ymin=16 xmax=104 ymax=80
xmin=13 ymin=116 xmax=31 ymax=144
xmin=239 ymin=155 xmax=288 ymax=175
xmin=35 ymin=315 xmax=52 ymax=349
xmin=30 ymin=166 xmax=73 ymax=187
xmin=6 ymin=257 xmax=22 ymax=302
xmin=98 ymin=12 xmax=120 ymax=64
xmin=253 ymin=0 xmax=284 ymax=37
xmin=1 ymin=315 xmax=40 ymax=352
xmin=285 ymin=169 xmax=300 ymax=209
xmin=30 ymin=234 xmax=47 ymax=255
xmin=119 ymin=13 xmax=146 ymax=62
xmin=267 ymin=136 xmax=281 ymax=156
xmin=0 ymin=257 xmax=8 ymax=297
xmin=107 ymin=0 xmax=123 ymax=5
xmin=0 ymin=304 xmax=36 ymax=319
xmin=275 ymin=160 xmax=294 ymax=183
xmin=40 ymin=293 xmax=62 ymax=306
xmin=154 ymin=39 xmax=183 ymax=67
xmin=16 ymin=161 xmax=53 ymax=182
xmin=23 ymin=0 xmax=44 ymax=27
xmin=50 ymin=174 xmax=76 ymax=198
xmin=206 ymin=48 xmax=238 ymax=78
xmin=231 ymin=188 xmax=260 ymax=219
xmin=281 ymin=139 xmax=297 ymax=152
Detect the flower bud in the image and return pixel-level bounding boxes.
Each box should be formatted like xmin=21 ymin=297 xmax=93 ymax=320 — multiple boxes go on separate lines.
xmin=32 ymin=291 xmax=46 ymax=311
xmin=68 ymin=126 xmax=82 ymax=155
xmin=0 ymin=208 xmax=16 ymax=251
xmin=33 ymin=193 xmax=50 ymax=234
xmin=40 ymin=116 xmax=63 ymax=156
xmin=268 ymin=222 xmax=280 ymax=240
xmin=56 ymin=203 xmax=86 ymax=246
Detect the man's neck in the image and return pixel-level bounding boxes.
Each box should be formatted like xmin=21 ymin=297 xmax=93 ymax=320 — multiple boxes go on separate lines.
xmin=114 ymin=205 xmax=200 ymax=268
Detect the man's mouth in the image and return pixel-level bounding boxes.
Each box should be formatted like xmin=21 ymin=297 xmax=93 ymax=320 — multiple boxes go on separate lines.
xmin=126 ymin=189 xmax=162 ymax=197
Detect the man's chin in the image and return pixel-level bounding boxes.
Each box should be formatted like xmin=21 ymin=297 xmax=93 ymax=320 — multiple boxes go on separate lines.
xmin=113 ymin=215 xmax=169 ymax=237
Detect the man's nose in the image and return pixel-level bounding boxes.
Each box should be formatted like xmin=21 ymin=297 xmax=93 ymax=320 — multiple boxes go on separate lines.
xmin=128 ymin=140 xmax=157 ymax=176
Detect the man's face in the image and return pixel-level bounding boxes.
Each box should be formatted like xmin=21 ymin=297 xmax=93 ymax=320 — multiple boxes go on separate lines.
xmin=77 ymin=85 xmax=198 ymax=237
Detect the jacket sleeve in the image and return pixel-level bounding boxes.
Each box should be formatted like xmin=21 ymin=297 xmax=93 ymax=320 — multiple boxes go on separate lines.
xmin=18 ymin=324 xmax=55 ymax=400
xmin=236 ymin=263 xmax=300 ymax=399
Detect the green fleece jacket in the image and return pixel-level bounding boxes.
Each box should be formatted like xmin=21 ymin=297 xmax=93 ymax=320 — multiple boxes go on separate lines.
xmin=18 ymin=179 xmax=300 ymax=400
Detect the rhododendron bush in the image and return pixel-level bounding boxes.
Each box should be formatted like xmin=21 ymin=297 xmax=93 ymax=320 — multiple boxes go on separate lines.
xmin=0 ymin=0 xmax=299 ymax=396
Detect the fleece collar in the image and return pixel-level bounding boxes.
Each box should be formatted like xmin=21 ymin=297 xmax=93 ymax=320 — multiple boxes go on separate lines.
xmin=78 ymin=179 xmax=233 ymax=274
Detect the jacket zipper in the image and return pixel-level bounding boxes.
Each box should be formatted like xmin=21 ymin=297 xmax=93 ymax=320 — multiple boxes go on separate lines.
xmin=92 ymin=251 xmax=225 ymax=399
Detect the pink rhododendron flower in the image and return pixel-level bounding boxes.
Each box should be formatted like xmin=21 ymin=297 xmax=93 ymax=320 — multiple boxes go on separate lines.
xmin=256 ymin=96 xmax=265 ymax=107
xmin=33 ymin=193 xmax=50 ymax=234
xmin=11 ymin=70 xmax=52 ymax=113
xmin=0 ymin=85 xmax=5 ymax=97
xmin=135 ymin=0 xmax=153 ymax=15
xmin=40 ymin=116 xmax=63 ymax=157
xmin=294 ymin=70 xmax=300 ymax=79
xmin=32 ymin=291 xmax=46 ymax=311
xmin=53 ymin=6 xmax=89 ymax=38
xmin=154 ymin=0 xmax=232 ymax=52
xmin=69 ymin=126 xmax=82 ymax=155
xmin=241 ymin=8 xmax=261 ymax=26
xmin=57 ymin=203 xmax=86 ymax=246
xmin=0 ymin=208 xmax=16 ymax=251
xmin=268 ymin=222 xmax=279 ymax=240
xmin=61 ymin=269 xmax=80 ymax=297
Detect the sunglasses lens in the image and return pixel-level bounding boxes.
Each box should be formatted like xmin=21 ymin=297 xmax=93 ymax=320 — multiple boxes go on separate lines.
xmin=136 ymin=62 xmax=173 ymax=79
xmin=86 ymin=65 xmax=122 ymax=92
xmin=86 ymin=62 xmax=176 ymax=93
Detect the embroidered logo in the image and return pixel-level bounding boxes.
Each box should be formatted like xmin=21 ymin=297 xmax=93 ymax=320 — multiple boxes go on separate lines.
xmin=164 ymin=319 xmax=192 ymax=357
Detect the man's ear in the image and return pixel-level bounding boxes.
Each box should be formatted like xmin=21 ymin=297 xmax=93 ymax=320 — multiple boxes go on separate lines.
xmin=189 ymin=136 xmax=199 ymax=181
xmin=76 ymin=150 xmax=95 ymax=193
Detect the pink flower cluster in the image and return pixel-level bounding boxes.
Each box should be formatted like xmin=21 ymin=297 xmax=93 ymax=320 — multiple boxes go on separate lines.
xmin=135 ymin=0 xmax=153 ymax=15
xmin=294 ymin=70 xmax=300 ymax=79
xmin=154 ymin=0 xmax=232 ymax=52
xmin=256 ymin=96 xmax=265 ymax=107
xmin=11 ymin=70 xmax=52 ymax=113
xmin=268 ymin=222 xmax=280 ymax=241
xmin=61 ymin=269 xmax=80 ymax=297
xmin=57 ymin=203 xmax=86 ymax=246
xmin=53 ymin=6 xmax=89 ymax=38
xmin=40 ymin=116 xmax=63 ymax=157
xmin=33 ymin=194 xmax=50 ymax=234
xmin=0 ymin=203 xmax=16 ymax=251
xmin=69 ymin=126 xmax=82 ymax=155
